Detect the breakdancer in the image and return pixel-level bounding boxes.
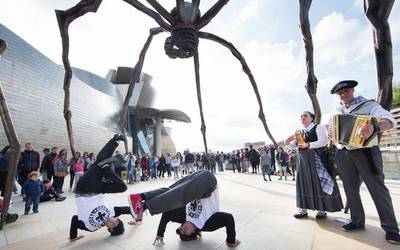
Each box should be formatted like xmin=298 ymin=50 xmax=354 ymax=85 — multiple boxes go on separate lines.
xmin=128 ymin=170 xmax=241 ymax=247
xmin=69 ymin=134 xmax=133 ymax=241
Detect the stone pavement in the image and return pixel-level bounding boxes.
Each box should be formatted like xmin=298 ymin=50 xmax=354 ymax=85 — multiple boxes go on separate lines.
xmin=0 ymin=172 xmax=399 ymax=250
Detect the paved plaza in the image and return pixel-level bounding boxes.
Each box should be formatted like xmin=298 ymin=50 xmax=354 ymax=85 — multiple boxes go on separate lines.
xmin=0 ymin=172 xmax=399 ymax=250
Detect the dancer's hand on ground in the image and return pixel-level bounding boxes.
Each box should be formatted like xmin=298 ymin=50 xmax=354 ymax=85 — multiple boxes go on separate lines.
xmin=153 ymin=236 xmax=165 ymax=246
xmin=226 ymin=239 xmax=241 ymax=248
xmin=128 ymin=220 xmax=136 ymax=225
xmin=70 ymin=235 xmax=84 ymax=242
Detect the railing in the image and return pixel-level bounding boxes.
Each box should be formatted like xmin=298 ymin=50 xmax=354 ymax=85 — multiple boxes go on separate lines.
xmin=381 ymin=107 xmax=400 ymax=179
xmin=381 ymin=107 xmax=400 ymax=148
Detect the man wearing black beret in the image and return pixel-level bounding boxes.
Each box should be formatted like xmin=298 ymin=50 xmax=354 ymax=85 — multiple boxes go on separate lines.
xmin=329 ymin=80 xmax=399 ymax=244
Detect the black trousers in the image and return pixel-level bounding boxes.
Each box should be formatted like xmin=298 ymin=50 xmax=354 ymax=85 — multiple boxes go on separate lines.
xmin=75 ymin=139 xmax=127 ymax=194
xmin=46 ymin=170 xmax=54 ymax=182
xmin=0 ymin=171 xmax=7 ymax=197
xmin=69 ymin=170 xmax=75 ymax=189
xmin=143 ymin=170 xmax=217 ymax=215
xmin=53 ymin=176 xmax=65 ymax=193
xmin=69 ymin=206 xmax=130 ymax=239
xmin=157 ymin=208 xmax=236 ymax=243
xmin=336 ymin=147 xmax=399 ymax=233
xmin=202 ymin=212 xmax=236 ymax=244
xmin=251 ymin=161 xmax=257 ymax=173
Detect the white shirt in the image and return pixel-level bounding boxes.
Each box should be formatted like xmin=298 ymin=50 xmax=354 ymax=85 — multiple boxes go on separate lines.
xmin=288 ymin=123 xmax=328 ymax=149
xmin=171 ymin=158 xmax=181 ymax=167
xmin=76 ymin=194 xmax=115 ymax=232
xmin=186 ymin=187 xmax=219 ymax=229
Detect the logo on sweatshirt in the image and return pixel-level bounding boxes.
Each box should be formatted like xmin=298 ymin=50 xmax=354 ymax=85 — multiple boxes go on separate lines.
xmin=88 ymin=205 xmax=111 ymax=229
xmin=187 ymin=200 xmax=203 ymax=218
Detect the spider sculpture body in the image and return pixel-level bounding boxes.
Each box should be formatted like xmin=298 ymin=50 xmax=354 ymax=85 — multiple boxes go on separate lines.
xmin=56 ymin=0 xmax=277 ymax=157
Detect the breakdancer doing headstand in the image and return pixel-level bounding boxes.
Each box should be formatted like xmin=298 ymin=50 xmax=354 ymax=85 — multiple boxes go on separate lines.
xmin=128 ymin=170 xmax=241 ymax=247
xmin=69 ymin=134 xmax=133 ymax=241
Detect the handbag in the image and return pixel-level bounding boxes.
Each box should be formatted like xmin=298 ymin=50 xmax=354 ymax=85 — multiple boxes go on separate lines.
xmin=55 ymin=171 xmax=67 ymax=177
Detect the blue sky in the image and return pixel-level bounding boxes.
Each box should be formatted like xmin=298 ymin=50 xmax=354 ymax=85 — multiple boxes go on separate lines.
xmin=1 ymin=0 xmax=399 ymax=152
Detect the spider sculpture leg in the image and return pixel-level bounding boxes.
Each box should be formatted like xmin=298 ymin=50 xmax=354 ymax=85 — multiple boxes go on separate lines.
xmin=195 ymin=0 xmax=230 ymax=29
xmin=193 ymin=52 xmax=209 ymax=154
xmin=0 ymin=41 xmax=21 ymax=229
xmin=120 ymin=27 xmax=164 ymax=153
xmin=56 ymin=0 xmax=170 ymax=155
xmin=198 ymin=32 xmax=278 ymax=147
xmin=299 ymin=0 xmax=321 ymax=124
xmin=145 ymin=0 xmax=175 ymax=24
xmin=55 ymin=0 xmax=103 ymax=159
xmin=364 ymin=0 xmax=395 ymax=110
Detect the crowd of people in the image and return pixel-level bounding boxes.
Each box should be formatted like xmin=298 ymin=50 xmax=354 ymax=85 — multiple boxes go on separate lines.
xmin=0 ymin=80 xmax=399 ymax=245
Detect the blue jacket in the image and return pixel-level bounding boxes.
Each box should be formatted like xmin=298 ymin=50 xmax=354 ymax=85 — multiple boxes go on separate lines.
xmin=22 ymin=180 xmax=44 ymax=197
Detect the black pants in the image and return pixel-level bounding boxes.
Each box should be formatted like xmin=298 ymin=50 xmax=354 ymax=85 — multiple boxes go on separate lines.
xmin=157 ymin=207 xmax=236 ymax=243
xmin=336 ymin=147 xmax=399 ymax=233
xmin=143 ymin=170 xmax=217 ymax=215
xmin=158 ymin=165 xmax=165 ymax=177
xmin=0 ymin=171 xmax=7 ymax=197
xmin=46 ymin=170 xmax=54 ymax=182
xmin=75 ymin=139 xmax=127 ymax=194
xmin=202 ymin=212 xmax=236 ymax=244
xmin=70 ymin=206 xmax=130 ymax=239
xmin=166 ymin=164 xmax=171 ymax=177
xmin=69 ymin=170 xmax=75 ymax=189
xmin=251 ymin=161 xmax=257 ymax=173
xmin=232 ymin=160 xmax=240 ymax=173
xmin=40 ymin=188 xmax=60 ymax=202
xmin=53 ymin=176 xmax=65 ymax=193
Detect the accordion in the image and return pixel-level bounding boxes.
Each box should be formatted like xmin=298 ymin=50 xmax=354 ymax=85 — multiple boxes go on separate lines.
xmin=331 ymin=114 xmax=380 ymax=148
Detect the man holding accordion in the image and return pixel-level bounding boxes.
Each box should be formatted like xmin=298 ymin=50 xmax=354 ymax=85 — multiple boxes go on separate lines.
xmin=329 ymin=80 xmax=399 ymax=244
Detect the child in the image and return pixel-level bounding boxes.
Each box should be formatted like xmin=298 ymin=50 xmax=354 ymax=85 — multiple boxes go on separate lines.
xmin=21 ymin=171 xmax=44 ymax=214
xmin=40 ymin=179 xmax=66 ymax=202
xmin=260 ymin=149 xmax=272 ymax=181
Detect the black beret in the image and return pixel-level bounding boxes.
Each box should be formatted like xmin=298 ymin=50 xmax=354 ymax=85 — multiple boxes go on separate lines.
xmin=330 ymin=80 xmax=358 ymax=94
xmin=109 ymin=219 xmax=124 ymax=236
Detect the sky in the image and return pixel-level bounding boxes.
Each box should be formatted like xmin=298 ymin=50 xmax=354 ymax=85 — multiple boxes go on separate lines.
xmin=1 ymin=0 xmax=400 ymax=153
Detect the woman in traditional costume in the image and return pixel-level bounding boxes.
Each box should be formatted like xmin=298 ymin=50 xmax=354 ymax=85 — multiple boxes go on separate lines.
xmin=285 ymin=111 xmax=343 ymax=219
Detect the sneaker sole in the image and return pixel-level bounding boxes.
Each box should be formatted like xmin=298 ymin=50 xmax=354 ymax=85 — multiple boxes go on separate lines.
xmin=341 ymin=227 xmax=365 ymax=232
xmin=387 ymin=240 xmax=400 ymax=245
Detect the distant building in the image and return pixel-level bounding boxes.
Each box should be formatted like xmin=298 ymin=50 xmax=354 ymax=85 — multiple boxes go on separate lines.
xmin=244 ymin=141 xmax=265 ymax=149
xmin=0 ymin=24 xmax=189 ymax=155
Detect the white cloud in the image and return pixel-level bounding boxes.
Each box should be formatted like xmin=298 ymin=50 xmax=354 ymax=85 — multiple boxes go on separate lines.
xmin=313 ymin=12 xmax=373 ymax=66
xmin=352 ymin=0 xmax=363 ymax=8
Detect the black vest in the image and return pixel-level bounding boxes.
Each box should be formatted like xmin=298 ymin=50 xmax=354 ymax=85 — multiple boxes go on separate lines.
xmin=304 ymin=125 xmax=318 ymax=143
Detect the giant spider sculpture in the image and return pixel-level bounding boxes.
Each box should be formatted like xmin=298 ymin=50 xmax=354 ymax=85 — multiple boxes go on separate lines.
xmin=56 ymin=0 xmax=278 ymax=157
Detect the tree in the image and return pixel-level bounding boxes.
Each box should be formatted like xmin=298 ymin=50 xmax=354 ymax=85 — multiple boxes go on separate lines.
xmin=392 ymin=82 xmax=400 ymax=108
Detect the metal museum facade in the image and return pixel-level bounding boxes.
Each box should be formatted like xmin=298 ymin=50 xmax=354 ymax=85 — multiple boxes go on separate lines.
xmin=0 ymin=23 xmax=189 ymax=155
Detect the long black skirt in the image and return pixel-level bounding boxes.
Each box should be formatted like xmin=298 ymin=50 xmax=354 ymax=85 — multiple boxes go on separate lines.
xmin=296 ymin=149 xmax=343 ymax=212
